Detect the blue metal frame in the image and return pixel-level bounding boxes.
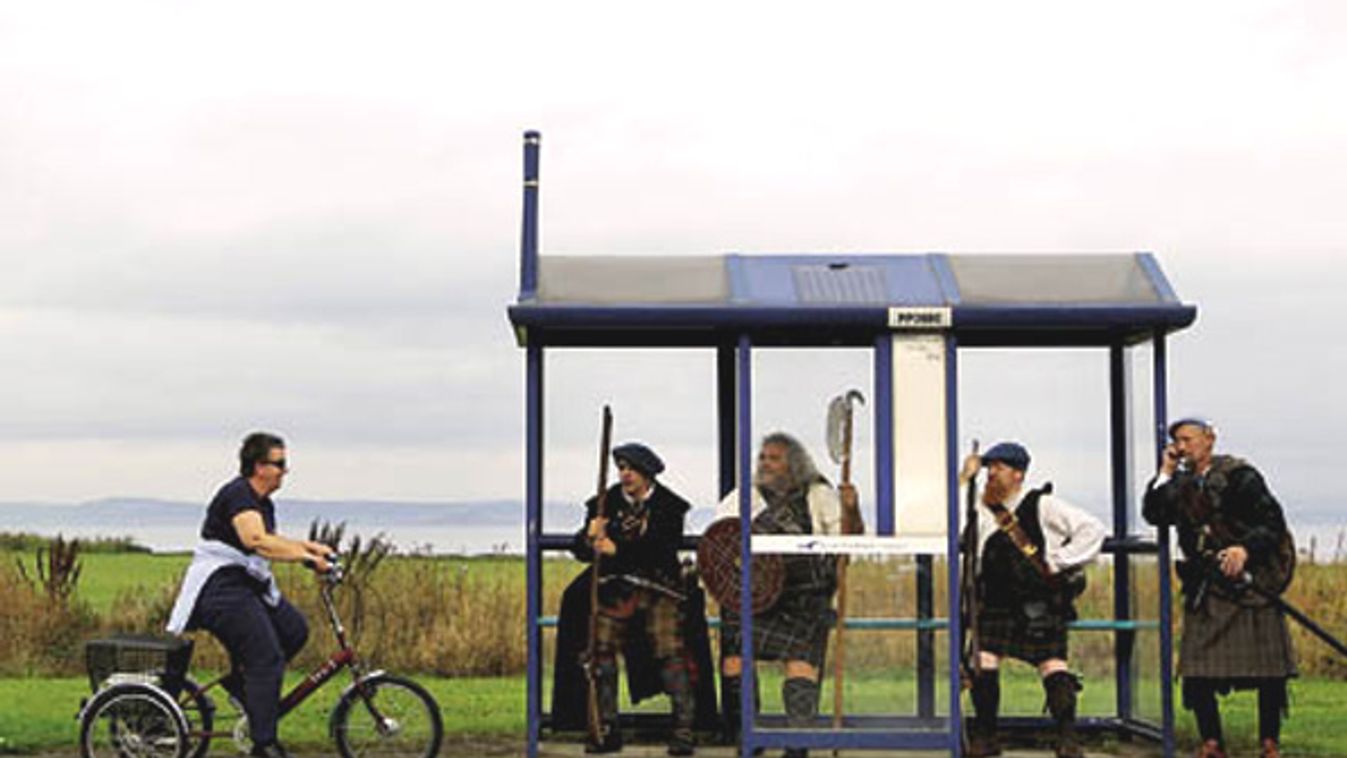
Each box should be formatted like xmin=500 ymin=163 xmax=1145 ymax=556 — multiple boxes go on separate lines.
xmin=945 ymin=334 xmax=964 ymax=756
xmin=873 ymin=335 xmax=894 ymax=537
xmin=1153 ymin=335 xmax=1177 ymax=757
xmin=736 ymin=335 xmax=757 ymax=758
xmin=519 ymin=131 xmax=540 ymax=301
xmin=508 ymin=303 xmax=1196 ymax=335
xmin=512 ymin=130 xmax=1189 ymax=755
xmin=1110 ymin=344 xmax=1135 ymax=721
xmin=525 ymin=342 xmax=543 ymax=758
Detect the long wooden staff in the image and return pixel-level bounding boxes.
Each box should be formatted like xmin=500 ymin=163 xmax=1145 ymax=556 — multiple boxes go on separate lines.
xmin=828 ymin=390 xmax=865 ymax=748
xmin=585 ymin=405 xmax=614 ymax=746
xmin=960 ymin=440 xmax=981 ymax=685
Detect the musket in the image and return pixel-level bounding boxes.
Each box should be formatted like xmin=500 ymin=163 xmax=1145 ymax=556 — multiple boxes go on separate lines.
xmin=1195 ymin=555 xmax=1347 ymax=659
xmin=584 ymin=406 xmax=615 ymax=746
xmin=959 ymin=441 xmax=981 ymax=685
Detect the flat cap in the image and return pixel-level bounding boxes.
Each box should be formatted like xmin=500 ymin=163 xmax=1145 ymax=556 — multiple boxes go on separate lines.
xmin=982 ymin=441 xmax=1031 ymax=472
xmin=1168 ymin=417 xmax=1216 ymax=439
xmin=612 ymin=442 xmax=664 ymax=478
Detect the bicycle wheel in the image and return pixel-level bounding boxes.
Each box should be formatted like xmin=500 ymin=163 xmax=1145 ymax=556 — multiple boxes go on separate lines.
xmin=175 ymin=676 xmax=214 ymax=758
xmin=80 ymin=683 xmax=189 ymax=758
xmin=331 ymin=673 xmax=443 ymax=758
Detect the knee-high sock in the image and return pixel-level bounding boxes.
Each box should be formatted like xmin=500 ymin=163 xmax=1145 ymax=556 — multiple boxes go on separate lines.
xmin=594 ymin=657 xmax=620 ymax=732
xmin=971 ymin=670 xmax=1000 ymax=734
xmin=1182 ymin=678 xmax=1223 ymax=745
xmin=1258 ymin=678 xmax=1287 ymax=744
xmin=783 ymin=677 xmax=820 ymax=729
xmin=1043 ymin=671 xmax=1082 ymax=752
xmin=720 ymin=674 xmax=760 ymax=739
xmin=661 ymin=657 xmax=695 ymax=738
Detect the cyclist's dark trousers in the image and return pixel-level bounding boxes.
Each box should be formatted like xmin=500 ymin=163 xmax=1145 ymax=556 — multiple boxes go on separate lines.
xmin=191 ymin=568 xmax=309 ymax=747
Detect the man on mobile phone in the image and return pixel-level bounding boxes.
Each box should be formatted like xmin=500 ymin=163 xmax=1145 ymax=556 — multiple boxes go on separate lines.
xmin=1143 ymin=418 xmax=1296 ymax=758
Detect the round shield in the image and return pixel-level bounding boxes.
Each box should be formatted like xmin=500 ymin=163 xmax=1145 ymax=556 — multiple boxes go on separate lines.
xmin=697 ymin=517 xmax=784 ymax=615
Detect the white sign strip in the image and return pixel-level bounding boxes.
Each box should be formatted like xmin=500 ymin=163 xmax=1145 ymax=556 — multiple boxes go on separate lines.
xmin=887 ymin=306 xmax=951 ymax=330
xmin=751 ymin=534 xmax=948 ymax=555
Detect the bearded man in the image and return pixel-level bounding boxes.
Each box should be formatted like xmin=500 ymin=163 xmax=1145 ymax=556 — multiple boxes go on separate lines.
xmin=714 ymin=431 xmax=858 ymax=758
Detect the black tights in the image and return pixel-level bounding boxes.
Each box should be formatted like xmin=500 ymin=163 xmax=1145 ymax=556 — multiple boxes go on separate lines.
xmin=1183 ymin=678 xmax=1286 ymax=745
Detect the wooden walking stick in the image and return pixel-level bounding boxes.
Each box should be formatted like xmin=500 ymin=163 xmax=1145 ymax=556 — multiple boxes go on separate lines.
xmin=584 ymin=405 xmax=615 ymax=746
xmin=959 ymin=441 xmax=981 ymax=749
xmin=826 ymin=389 xmax=865 ymax=749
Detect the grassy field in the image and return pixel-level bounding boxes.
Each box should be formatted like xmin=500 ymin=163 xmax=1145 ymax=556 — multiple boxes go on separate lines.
xmin=4 ymin=546 xmax=1347 ymax=753
xmin=4 ymin=672 xmax=1347 ymax=755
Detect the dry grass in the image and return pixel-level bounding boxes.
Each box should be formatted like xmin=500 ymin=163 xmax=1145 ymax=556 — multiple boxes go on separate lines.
xmin=2 ymin=545 xmax=1346 ymax=681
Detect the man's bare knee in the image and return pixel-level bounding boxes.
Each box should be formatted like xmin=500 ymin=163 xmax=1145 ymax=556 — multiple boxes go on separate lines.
xmin=977 ymin=651 xmax=1001 ymax=670
xmin=722 ymin=656 xmax=743 ymax=677
xmin=1038 ymin=658 xmax=1069 ymax=678
xmin=784 ymin=660 xmax=818 ymax=681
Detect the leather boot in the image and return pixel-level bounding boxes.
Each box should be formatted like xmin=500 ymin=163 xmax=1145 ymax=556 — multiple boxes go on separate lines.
xmin=1194 ymin=738 xmax=1227 ymax=758
xmin=1044 ymin=671 xmax=1083 ymax=758
xmin=1260 ymin=738 xmax=1281 ymax=758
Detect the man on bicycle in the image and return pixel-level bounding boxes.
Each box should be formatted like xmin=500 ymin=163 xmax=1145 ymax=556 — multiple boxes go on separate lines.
xmin=167 ymin=431 xmax=332 ymax=758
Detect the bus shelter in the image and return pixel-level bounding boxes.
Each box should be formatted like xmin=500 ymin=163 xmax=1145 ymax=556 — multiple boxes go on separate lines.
xmin=507 ymin=132 xmax=1196 ymax=757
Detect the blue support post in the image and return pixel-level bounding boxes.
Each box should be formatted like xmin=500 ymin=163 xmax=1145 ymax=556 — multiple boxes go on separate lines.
xmin=737 ymin=335 xmax=756 ymax=758
xmin=525 ymin=342 xmax=544 ymax=757
xmin=1110 ymin=343 xmax=1135 ymax=721
xmin=945 ymin=334 xmax=963 ymax=757
xmin=874 ymin=335 xmax=894 ymax=536
xmin=519 ymin=131 xmax=541 ymax=299
xmin=1153 ymin=335 xmax=1176 ymax=757
xmin=719 ymin=343 xmax=738 ymax=498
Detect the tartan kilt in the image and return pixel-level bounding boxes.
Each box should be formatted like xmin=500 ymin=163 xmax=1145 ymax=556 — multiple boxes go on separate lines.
xmin=595 ymin=587 xmax=686 ymax=661
xmin=1179 ymin=592 xmax=1297 ymax=679
xmin=721 ymin=590 xmax=834 ymax=669
xmin=977 ymin=603 xmax=1069 ymax=665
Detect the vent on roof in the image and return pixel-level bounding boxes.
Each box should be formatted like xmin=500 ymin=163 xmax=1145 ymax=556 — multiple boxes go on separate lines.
xmin=792 ymin=264 xmax=888 ymax=303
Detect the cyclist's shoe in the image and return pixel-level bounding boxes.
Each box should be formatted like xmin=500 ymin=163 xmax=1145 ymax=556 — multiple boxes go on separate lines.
xmin=250 ymin=742 xmax=291 ymax=758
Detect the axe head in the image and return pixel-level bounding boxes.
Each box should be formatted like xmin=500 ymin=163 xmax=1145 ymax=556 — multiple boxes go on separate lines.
xmin=826 ymin=389 xmax=866 ymax=464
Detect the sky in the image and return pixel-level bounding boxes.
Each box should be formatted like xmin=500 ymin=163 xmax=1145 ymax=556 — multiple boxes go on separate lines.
xmin=2 ymin=2 xmax=1345 ymax=536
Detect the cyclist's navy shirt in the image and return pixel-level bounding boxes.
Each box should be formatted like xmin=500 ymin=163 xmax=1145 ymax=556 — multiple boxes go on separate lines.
xmin=200 ymin=476 xmax=276 ymax=553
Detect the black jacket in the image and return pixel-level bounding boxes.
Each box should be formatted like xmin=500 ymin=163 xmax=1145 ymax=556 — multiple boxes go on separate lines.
xmin=570 ymin=482 xmax=688 ymax=589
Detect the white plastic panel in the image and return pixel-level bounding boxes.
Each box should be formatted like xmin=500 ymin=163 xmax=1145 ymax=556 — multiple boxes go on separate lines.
xmin=893 ymin=333 xmax=950 ymax=538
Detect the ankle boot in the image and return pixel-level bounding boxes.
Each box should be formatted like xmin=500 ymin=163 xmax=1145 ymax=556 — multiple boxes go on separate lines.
xmin=1260 ymin=738 xmax=1281 ymax=758
xmin=1044 ymin=671 xmax=1083 ymax=758
xmin=1194 ymin=738 xmax=1226 ymax=758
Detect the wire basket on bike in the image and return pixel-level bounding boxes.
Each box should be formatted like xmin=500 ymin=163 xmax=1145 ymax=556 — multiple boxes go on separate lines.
xmin=85 ymin=634 xmax=194 ymax=694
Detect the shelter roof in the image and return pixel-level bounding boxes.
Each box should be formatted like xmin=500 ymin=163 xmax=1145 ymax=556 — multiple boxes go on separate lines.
xmin=508 ymin=252 xmax=1195 ymax=348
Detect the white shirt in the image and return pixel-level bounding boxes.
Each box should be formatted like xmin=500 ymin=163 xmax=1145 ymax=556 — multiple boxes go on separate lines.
xmin=965 ymin=485 xmax=1105 ymax=573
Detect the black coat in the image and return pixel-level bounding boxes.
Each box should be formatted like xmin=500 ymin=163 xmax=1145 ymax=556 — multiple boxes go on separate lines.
xmin=570 ymin=483 xmax=687 ymax=588
xmin=552 ymin=483 xmax=718 ymax=731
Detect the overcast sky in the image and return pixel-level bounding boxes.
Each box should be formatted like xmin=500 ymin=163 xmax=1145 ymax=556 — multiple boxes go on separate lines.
xmin=2 ymin=2 xmax=1345 ymax=533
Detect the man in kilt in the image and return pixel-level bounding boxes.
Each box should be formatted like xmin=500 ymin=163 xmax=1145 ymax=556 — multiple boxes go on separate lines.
xmin=714 ymin=431 xmax=858 ymax=758
xmin=572 ymin=442 xmax=698 ymax=755
xmin=961 ymin=442 xmax=1105 ymax=758
xmin=1143 ymin=418 xmax=1296 ymax=758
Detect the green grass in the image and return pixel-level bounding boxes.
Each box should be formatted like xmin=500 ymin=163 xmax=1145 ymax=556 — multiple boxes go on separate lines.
xmin=0 ymin=674 xmax=521 ymax=754
xmin=2 ymin=551 xmax=189 ymax=615
xmin=5 ymin=674 xmax=1345 ymax=755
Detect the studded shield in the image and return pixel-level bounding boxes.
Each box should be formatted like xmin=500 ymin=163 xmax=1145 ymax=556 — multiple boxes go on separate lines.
xmin=696 ymin=517 xmax=784 ymax=615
